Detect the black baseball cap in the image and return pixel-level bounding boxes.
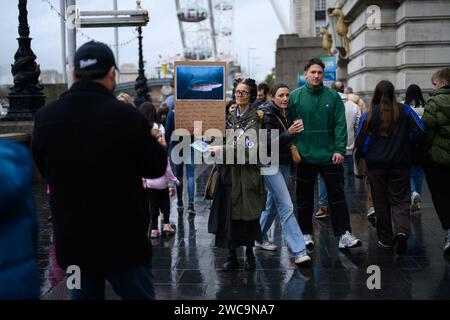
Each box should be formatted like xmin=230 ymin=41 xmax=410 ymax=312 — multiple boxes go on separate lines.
xmin=74 ymin=41 xmax=119 ymax=73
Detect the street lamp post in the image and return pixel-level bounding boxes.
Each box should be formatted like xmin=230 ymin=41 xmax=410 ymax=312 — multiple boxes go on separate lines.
xmin=247 ymin=47 xmax=257 ymax=77
xmin=6 ymin=0 xmax=45 ymax=121
xmin=133 ymin=0 xmax=150 ymax=108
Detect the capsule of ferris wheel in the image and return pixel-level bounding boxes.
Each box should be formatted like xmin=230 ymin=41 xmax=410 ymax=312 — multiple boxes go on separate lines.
xmin=177 ymin=7 xmax=208 ymax=22
xmin=184 ymin=47 xmax=213 ymax=60
xmin=214 ymin=2 xmax=233 ymax=11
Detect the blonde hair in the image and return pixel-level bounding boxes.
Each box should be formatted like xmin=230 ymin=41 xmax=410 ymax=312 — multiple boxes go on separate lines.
xmin=117 ymin=92 xmax=135 ymax=107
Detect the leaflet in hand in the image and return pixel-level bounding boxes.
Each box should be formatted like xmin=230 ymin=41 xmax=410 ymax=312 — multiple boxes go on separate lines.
xmin=190 ymin=140 xmax=210 ymax=153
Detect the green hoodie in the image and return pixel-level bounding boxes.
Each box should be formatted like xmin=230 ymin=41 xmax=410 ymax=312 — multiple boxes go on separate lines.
xmin=289 ymin=83 xmax=347 ymax=165
xmin=422 ymin=86 xmax=450 ymax=166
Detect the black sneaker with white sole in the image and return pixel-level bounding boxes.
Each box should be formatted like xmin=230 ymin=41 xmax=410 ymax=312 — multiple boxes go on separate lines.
xmin=377 ymin=240 xmax=394 ymax=249
xmin=394 ymin=233 xmax=408 ymax=255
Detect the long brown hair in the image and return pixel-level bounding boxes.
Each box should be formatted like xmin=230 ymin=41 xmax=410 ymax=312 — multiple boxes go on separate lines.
xmin=364 ymin=80 xmax=399 ymax=136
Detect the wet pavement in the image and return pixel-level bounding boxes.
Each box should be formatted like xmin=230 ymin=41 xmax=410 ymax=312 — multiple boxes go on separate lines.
xmin=35 ymin=164 xmax=450 ymax=300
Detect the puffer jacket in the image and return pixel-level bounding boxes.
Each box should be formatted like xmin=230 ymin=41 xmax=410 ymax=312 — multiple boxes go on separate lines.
xmin=0 ymin=140 xmax=40 ymax=300
xmin=258 ymin=100 xmax=293 ymax=165
xmin=422 ymin=86 xmax=450 ymax=166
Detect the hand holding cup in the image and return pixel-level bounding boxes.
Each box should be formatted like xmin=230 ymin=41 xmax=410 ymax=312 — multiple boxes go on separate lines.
xmin=288 ymin=118 xmax=304 ymax=134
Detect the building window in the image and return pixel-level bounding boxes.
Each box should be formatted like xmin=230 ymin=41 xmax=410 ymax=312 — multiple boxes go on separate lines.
xmin=315 ymin=19 xmax=327 ymax=36
xmin=315 ymin=0 xmax=326 ymax=11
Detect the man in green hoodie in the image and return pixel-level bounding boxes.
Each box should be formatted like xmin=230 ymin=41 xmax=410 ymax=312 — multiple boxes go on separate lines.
xmin=289 ymin=57 xmax=361 ymax=251
xmin=422 ymin=67 xmax=450 ymax=254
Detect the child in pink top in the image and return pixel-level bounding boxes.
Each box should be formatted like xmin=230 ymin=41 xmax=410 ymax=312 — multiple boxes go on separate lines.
xmin=145 ymin=129 xmax=180 ymax=238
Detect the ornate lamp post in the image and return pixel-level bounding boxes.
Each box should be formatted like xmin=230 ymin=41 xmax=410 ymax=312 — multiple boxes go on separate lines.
xmin=7 ymin=0 xmax=45 ymax=121
xmin=133 ymin=0 xmax=151 ymax=107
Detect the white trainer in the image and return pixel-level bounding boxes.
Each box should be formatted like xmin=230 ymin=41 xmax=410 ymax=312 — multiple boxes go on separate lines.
xmin=304 ymin=234 xmax=314 ymax=250
xmin=445 ymin=230 xmax=450 ymax=254
xmin=255 ymin=241 xmax=277 ymax=251
xmin=295 ymin=250 xmax=312 ymax=266
xmin=367 ymin=207 xmax=375 ymax=218
xmin=410 ymin=192 xmax=421 ymax=212
xmin=338 ymin=231 xmax=362 ymax=249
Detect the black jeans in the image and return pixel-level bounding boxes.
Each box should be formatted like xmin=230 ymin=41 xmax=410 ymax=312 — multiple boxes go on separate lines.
xmin=147 ymin=188 xmax=170 ymax=230
xmin=296 ymin=162 xmax=351 ymax=236
xmin=368 ymin=168 xmax=411 ymax=244
xmin=425 ymin=162 xmax=450 ymax=231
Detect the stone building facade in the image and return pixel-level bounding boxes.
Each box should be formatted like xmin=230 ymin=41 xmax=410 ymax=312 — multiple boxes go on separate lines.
xmin=276 ymin=0 xmax=332 ymax=89
xmin=276 ymin=0 xmax=450 ymax=101
xmin=326 ymin=0 xmax=450 ymax=102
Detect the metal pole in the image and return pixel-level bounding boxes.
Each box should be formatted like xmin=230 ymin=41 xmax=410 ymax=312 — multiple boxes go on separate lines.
xmin=6 ymin=0 xmax=45 ymax=120
xmin=207 ymin=0 xmax=218 ymax=60
xmin=175 ymin=0 xmax=187 ymax=54
xmin=247 ymin=47 xmax=256 ymax=76
xmin=134 ymin=25 xmax=150 ymax=107
xmin=60 ymin=0 xmax=67 ymax=84
xmin=248 ymin=49 xmax=250 ymax=76
xmin=67 ymin=0 xmax=76 ymax=88
xmin=113 ymin=0 xmax=120 ymax=83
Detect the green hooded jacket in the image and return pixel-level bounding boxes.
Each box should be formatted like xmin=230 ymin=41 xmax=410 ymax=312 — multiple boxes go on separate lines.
xmin=289 ymin=83 xmax=347 ymax=165
xmin=422 ymin=86 xmax=450 ymax=166
xmin=225 ymin=106 xmax=266 ymax=221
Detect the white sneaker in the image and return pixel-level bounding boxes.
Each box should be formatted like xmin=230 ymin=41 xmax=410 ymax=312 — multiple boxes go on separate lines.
xmin=338 ymin=231 xmax=362 ymax=249
xmin=445 ymin=230 xmax=450 ymax=254
xmin=410 ymin=192 xmax=421 ymax=212
xmin=367 ymin=207 xmax=375 ymax=218
xmin=255 ymin=241 xmax=277 ymax=251
xmin=304 ymin=234 xmax=314 ymax=251
xmin=295 ymin=250 xmax=312 ymax=266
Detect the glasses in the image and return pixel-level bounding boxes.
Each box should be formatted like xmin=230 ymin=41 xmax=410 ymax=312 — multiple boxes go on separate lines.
xmin=235 ymin=90 xmax=250 ymax=97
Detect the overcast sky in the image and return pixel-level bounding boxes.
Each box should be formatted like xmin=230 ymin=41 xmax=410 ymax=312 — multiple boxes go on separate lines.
xmin=0 ymin=0 xmax=291 ymax=85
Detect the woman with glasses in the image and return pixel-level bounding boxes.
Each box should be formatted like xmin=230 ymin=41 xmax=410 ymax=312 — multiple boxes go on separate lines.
xmin=208 ymin=78 xmax=266 ymax=271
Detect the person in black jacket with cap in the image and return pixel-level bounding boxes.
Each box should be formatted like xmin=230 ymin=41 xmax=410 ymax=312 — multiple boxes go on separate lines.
xmin=32 ymin=41 xmax=167 ymax=300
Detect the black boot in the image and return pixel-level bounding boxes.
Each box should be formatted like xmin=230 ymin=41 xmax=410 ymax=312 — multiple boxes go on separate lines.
xmin=222 ymin=249 xmax=239 ymax=271
xmin=245 ymin=246 xmax=256 ymax=270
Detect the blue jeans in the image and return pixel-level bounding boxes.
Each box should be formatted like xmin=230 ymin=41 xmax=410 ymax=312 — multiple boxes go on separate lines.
xmin=318 ymin=174 xmax=328 ymax=208
xmin=260 ymin=164 xmax=306 ymax=255
xmin=410 ymin=165 xmax=424 ymax=194
xmin=176 ymin=149 xmax=195 ymax=206
xmin=70 ymin=260 xmax=154 ymax=300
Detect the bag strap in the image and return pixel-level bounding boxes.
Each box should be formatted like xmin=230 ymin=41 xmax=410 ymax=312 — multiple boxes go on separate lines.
xmin=274 ymin=113 xmax=289 ymax=132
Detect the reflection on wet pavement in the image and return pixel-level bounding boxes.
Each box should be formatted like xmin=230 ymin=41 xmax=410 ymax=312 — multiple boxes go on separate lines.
xmin=36 ymin=165 xmax=450 ymax=300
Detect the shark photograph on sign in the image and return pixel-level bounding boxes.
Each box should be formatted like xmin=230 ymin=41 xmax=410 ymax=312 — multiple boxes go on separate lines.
xmin=176 ymin=64 xmax=225 ymax=100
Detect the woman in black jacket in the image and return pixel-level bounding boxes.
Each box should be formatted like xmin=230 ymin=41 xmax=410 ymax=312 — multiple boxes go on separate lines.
xmin=355 ymin=80 xmax=426 ymax=254
xmin=256 ymin=83 xmax=311 ymax=265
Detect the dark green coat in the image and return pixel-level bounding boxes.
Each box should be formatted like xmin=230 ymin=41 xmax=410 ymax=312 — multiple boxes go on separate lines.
xmin=225 ymin=106 xmax=266 ymax=221
xmin=422 ymin=86 xmax=450 ymax=166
